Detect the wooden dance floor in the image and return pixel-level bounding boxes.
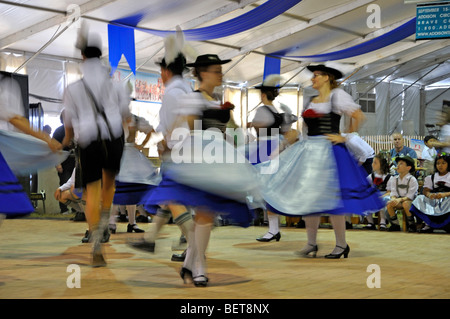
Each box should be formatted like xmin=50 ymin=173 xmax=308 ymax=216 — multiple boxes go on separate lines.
xmin=0 ymin=218 xmax=448 ymax=300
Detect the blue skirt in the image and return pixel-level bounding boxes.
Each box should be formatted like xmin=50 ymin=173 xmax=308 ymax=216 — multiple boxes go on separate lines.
xmin=0 ymin=151 xmax=34 ymax=218
xmin=257 ymin=136 xmax=384 ymax=217
xmin=410 ymin=196 xmax=450 ymax=229
xmin=143 ymin=175 xmax=255 ymax=227
xmin=113 ymin=181 xmax=157 ymax=207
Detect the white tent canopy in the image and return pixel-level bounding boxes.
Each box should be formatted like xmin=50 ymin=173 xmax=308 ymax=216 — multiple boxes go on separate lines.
xmin=1 ymin=0 xmax=449 ymax=136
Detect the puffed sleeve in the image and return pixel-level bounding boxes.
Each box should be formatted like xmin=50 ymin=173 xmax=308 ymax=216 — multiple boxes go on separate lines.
xmin=252 ymin=107 xmax=275 ymax=127
xmin=423 ymin=175 xmax=433 ymax=190
xmin=0 ymin=77 xmax=24 ymax=122
xmin=331 ymin=88 xmax=361 ymax=116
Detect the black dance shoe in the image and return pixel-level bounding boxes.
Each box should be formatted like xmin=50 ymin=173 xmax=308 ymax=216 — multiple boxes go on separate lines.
xmin=193 ymin=275 xmax=209 ymax=287
xmin=180 ymin=267 xmax=193 ymax=284
xmin=171 ymin=249 xmax=186 ymax=262
xmin=127 ymin=223 xmax=145 ymax=233
xmin=387 ymin=224 xmax=401 ymax=232
xmin=256 ymin=232 xmax=281 ymax=242
xmin=295 ymin=244 xmax=318 ymax=258
xmin=127 ymin=238 xmax=155 ymax=253
xmin=418 ymin=226 xmax=434 ymax=233
xmin=324 ymin=245 xmax=350 ymax=259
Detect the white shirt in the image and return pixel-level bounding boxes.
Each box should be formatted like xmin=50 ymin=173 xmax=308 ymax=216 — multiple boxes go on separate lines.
xmin=59 ymin=168 xmax=76 ymax=191
xmin=423 ymin=172 xmax=450 ymax=190
xmin=63 ymin=58 xmax=131 ymax=148
xmin=0 ymin=75 xmax=24 ymax=131
xmin=422 ymin=145 xmax=437 ymax=161
xmin=343 ymin=133 xmax=375 ymax=163
xmin=367 ymin=172 xmax=391 ymax=191
xmin=388 ymin=173 xmax=418 ymax=200
xmin=156 ymin=75 xmax=192 ymax=149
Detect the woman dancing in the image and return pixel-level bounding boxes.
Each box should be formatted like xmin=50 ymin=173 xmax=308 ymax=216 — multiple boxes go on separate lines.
xmin=257 ymin=63 xmax=384 ymax=258
xmin=144 ymin=54 xmax=263 ymax=286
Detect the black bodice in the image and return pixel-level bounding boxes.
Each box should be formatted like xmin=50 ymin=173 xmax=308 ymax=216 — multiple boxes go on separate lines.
xmin=431 ymin=174 xmax=450 ymax=193
xmin=201 ymin=108 xmax=231 ymax=133
xmin=302 ymin=111 xmax=341 ymax=136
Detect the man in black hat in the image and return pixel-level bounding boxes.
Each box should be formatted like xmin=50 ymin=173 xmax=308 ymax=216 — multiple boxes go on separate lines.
xmin=386 ymin=155 xmax=419 ymax=232
xmin=129 ymin=51 xmax=195 ymax=261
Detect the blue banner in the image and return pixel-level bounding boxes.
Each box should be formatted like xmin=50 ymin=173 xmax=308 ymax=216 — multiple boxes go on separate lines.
xmin=111 ymin=0 xmax=302 ymax=41
xmin=263 ymin=56 xmax=281 ymax=81
xmin=270 ymin=18 xmax=416 ymax=62
xmin=108 ymin=24 xmax=136 ymax=75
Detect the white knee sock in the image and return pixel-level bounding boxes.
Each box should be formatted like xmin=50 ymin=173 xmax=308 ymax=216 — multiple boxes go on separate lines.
xmin=144 ymin=208 xmax=171 ymax=242
xmin=263 ymin=214 xmax=280 ymax=238
xmin=174 ymin=211 xmax=194 ymax=241
xmin=193 ymin=223 xmax=212 ymax=278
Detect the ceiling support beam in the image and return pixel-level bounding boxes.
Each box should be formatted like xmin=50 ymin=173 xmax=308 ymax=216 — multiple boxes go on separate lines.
xmin=348 ymin=39 xmax=450 ymax=82
xmin=0 ymin=0 xmax=118 ymax=50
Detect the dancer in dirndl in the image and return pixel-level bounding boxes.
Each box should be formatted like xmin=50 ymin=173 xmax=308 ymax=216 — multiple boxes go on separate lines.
xmin=256 ymin=63 xmax=384 ymax=258
xmin=0 ymin=73 xmax=65 ymax=222
xmin=145 ymin=54 xmax=263 ymax=286
xmin=111 ymin=114 xmax=160 ymax=233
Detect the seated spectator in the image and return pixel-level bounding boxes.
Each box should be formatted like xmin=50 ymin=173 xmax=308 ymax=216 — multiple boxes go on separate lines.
xmin=364 ymin=153 xmax=392 ymax=230
xmin=53 ymin=167 xmax=85 ymax=216
xmin=410 ymin=153 xmax=450 ymax=233
xmin=386 ymin=155 xmax=419 ymax=232
xmin=422 ymin=136 xmax=438 ymax=162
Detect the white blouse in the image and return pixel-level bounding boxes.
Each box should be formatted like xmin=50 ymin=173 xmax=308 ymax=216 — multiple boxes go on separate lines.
xmin=304 ymin=88 xmax=361 ymax=116
xmin=423 ymin=172 xmax=450 ymax=190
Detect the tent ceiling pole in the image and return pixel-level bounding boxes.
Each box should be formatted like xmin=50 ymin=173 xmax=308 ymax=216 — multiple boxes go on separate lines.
xmin=426 ymin=86 xmax=450 ymax=106
xmin=355 ymin=64 xmax=404 ymax=102
xmin=13 ymin=21 xmax=75 ymax=73
xmin=390 ymin=62 xmax=444 ymax=101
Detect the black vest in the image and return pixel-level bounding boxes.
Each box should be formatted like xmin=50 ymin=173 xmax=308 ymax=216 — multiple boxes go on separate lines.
xmin=303 ymin=112 xmax=341 ymax=136
xmin=371 ymin=173 xmax=391 ymax=192
xmin=431 ymin=174 xmax=450 ymax=193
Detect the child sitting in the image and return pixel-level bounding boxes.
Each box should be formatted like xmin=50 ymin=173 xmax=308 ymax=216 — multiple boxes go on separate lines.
xmin=410 ymin=153 xmax=450 ymax=233
xmin=386 ymin=155 xmax=419 ymax=232
xmin=364 ymin=153 xmax=392 ymax=230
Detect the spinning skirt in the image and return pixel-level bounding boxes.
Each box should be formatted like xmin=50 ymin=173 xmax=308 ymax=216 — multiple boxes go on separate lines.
xmin=143 ymin=130 xmax=264 ymax=227
xmin=256 ymin=136 xmax=384 ymax=217
xmin=113 ymin=143 xmax=161 ymax=206
xmin=0 ymin=129 xmax=68 ymax=176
